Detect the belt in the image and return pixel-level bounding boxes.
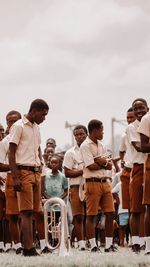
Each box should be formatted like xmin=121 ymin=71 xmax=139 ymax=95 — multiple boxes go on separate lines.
xmin=70 ymin=185 xmax=79 ymax=188
xmin=86 ymin=177 xmax=111 ymax=183
xmin=17 ymin=165 xmax=41 ymax=172
xmin=123 ymin=166 xmax=132 ymax=172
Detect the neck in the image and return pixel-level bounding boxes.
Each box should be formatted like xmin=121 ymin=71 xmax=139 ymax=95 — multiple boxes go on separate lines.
xmin=89 ymin=135 xmax=97 ymax=144
xmin=52 ymin=170 xmax=58 ymax=175
xmin=26 ymin=113 xmax=34 ymax=124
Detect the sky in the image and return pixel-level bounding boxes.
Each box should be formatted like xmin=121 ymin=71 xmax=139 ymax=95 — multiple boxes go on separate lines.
xmin=0 ymin=0 xmax=149 ymax=152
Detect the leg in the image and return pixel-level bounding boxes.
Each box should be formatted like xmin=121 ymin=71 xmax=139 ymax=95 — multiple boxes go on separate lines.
xmin=20 ymin=210 xmax=33 ymax=249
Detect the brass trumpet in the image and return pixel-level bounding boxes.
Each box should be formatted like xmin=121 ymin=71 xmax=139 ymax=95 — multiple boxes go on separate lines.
xmin=44 ymin=197 xmax=70 ymax=256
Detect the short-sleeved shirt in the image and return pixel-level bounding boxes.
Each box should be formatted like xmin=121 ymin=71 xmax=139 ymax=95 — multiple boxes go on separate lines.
xmin=119 ymin=132 xmax=133 ymax=168
xmin=80 ymin=136 xmax=112 ymax=179
xmin=0 ymin=135 xmax=10 ymax=182
xmin=63 ymin=145 xmax=85 ymax=186
xmin=44 ymin=170 xmax=68 ymax=198
xmin=112 ymin=182 xmax=128 ymax=214
xmin=126 ymin=119 xmax=145 ymax=164
xmin=138 ymin=113 xmax=150 ymax=140
xmin=9 ymin=115 xmax=41 ymax=166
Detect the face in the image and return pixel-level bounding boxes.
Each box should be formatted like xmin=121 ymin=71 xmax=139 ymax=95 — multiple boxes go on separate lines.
xmin=132 ymin=101 xmax=148 ymax=121
xmin=50 ymin=157 xmax=59 ymax=171
xmin=74 ymin=128 xmax=87 ymax=146
xmin=33 ymin=109 xmax=48 ymax=124
xmin=46 ymin=139 xmax=56 ymax=149
xmin=127 ymin=111 xmax=136 ymax=124
xmin=0 ymin=127 xmax=5 ymax=140
xmin=6 ymin=114 xmax=21 ymax=131
xmin=94 ymin=126 xmax=104 ymax=140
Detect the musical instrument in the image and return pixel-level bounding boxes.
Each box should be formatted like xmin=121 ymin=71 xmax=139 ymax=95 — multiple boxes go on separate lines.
xmin=43 ymin=197 xmax=70 ymax=256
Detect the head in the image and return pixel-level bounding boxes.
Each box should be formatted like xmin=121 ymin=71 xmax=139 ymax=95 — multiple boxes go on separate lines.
xmin=73 ymin=125 xmax=88 ymax=146
xmin=126 ymin=107 xmax=136 ymax=124
xmin=0 ymin=124 xmax=5 ymax=140
xmin=28 ymin=99 xmax=49 ymax=124
xmin=49 ymin=155 xmax=61 ymax=172
xmin=88 ymin=119 xmax=104 ymax=141
xmin=5 ymin=110 xmax=21 ymax=134
xmin=46 ymin=138 xmax=56 ymax=150
xmin=132 ymin=98 xmax=149 ymax=121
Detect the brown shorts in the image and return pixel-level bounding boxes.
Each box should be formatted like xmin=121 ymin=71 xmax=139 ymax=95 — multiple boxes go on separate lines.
xmin=120 ymin=167 xmax=131 ymax=209
xmin=69 ymin=185 xmax=85 ymax=216
xmin=129 ymin=163 xmax=145 ymax=213
xmin=16 ymin=170 xmax=42 ymax=212
xmin=143 ymin=155 xmax=150 ymax=205
xmin=5 ymin=173 xmax=19 ymax=215
xmin=85 ymin=181 xmax=114 ymax=216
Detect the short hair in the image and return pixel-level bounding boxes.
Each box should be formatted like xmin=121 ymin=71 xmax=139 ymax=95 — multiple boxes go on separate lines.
xmin=0 ymin=124 xmax=4 ymax=131
xmin=88 ymin=119 xmax=103 ymax=134
xmin=6 ymin=110 xmax=21 ymax=120
xmin=73 ymin=125 xmax=88 ymax=135
xmin=46 ymin=138 xmax=56 ymax=146
xmin=132 ymin=98 xmax=148 ymax=107
xmin=29 ymin=99 xmax=49 ymax=112
xmin=127 ymin=107 xmax=133 ymax=113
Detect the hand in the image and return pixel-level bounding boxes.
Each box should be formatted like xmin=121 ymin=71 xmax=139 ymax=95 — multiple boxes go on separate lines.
xmin=13 ymin=177 xmax=22 ymax=192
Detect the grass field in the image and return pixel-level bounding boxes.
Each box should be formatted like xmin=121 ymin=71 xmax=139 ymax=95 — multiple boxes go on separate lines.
xmin=0 ymin=247 xmax=150 ymax=267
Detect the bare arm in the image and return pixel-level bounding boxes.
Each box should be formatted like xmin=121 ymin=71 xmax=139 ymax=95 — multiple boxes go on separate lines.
xmin=140 ymin=133 xmax=150 ymax=153
xmin=8 ymin=143 xmax=22 ymax=192
xmin=60 ymin=188 xmax=68 ymax=200
xmin=131 ymin=141 xmax=142 ymax=152
xmin=64 ymin=166 xmax=83 ymax=178
xmin=0 ymin=163 xmax=10 ymax=172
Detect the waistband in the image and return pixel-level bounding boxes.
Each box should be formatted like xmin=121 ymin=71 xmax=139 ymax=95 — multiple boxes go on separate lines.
xmin=123 ymin=166 xmax=132 ymax=172
xmin=86 ymin=177 xmax=112 ymax=183
xmin=16 ymin=165 xmax=41 ymax=172
xmin=70 ymin=185 xmax=79 ymax=188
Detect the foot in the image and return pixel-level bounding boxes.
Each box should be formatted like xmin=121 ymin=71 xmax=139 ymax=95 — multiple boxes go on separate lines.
xmin=16 ymin=247 xmax=23 ymax=254
xmin=41 ymin=246 xmax=51 ymax=254
xmin=5 ymin=248 xmax=16 ymax=253
xmin=140 ymin=244 xmax=146 ymax=250
xmin=79 ymin=247 xmax=86 ymax=251
xmin=131 ymin=244 xmax=140 ymax=253
xmin=91 ymin=246 xmax=101 ymax=252
xmin=0 ymin=248 xmax=5 ymax=253
xmin=105 ymin=245 xmax=118 ymax=252
xmin=23 ymin=247 xmax=40 ymax=256
xmin=145 ymin=251 xmax=150 ymax=255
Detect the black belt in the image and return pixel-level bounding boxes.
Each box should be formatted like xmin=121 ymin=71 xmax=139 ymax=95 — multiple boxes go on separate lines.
xmin=86 ymin=177 xmax=111 ymax=183
xmin=17 ymin=165 xmax=40 ymax=172
xmin=70 ymin=185 xmax=79 ymax=188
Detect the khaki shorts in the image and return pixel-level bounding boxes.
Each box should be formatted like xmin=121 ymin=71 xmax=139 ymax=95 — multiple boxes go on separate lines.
xmin=16 ymin=170 xmax=42 ymax=212
xmin=5 ymin=173 xmax=19 ymax=215
xmin=143 ymin=155 xmax=150 ymax=205
xmin=85 ymin=181 xmax=114 ymax=216
xmin=129 ymin=163 xmax=145 ymax=213
xmin=120 ymin=167 xmax=131 ymax=210
xmin=69 ymin=185 xmax=85 ymax=216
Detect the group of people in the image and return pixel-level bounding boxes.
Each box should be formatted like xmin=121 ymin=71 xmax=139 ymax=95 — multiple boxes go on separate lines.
xmin=0 ymin=97 xmax=150 ymax=257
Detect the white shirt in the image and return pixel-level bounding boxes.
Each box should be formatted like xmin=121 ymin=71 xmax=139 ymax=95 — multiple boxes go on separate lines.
xmin=63 ymin=144 xmax=84 ymax=186
xmin=112 ymin=182 xmax=128 ymax=214
xmin=9 ymin=116 xmax=41 ymax=166
xmin=126 ymin=119 xmax=145 ymax=164
xmin=119 ymin=132 xmax=133 ymax=168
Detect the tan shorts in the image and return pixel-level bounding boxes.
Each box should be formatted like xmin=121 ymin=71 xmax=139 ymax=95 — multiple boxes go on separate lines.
xmin=16 ymin=170 xmax=42 ymax=212
xmin=5 ymin=173 xmax=19 ymax=215
xmin=129 ymin=163 xmax=145 ymax=213
xmin=120 ymin=167 xmax=131 ymax=210
xmin=69 ymin=185 xmax=85 ymax=216
xmin=143 ymin=155 xmax=150 ymax=205
xmin=85 ymin=181 xmax=114 ymax=216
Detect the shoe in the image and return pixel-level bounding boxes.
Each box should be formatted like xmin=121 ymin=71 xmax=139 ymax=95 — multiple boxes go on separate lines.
xmin=23 ymin=247 xmax=40 ymax=256
xmin=41 ymin=246 xmax=51 ymax=254
xmin=16 ymin=247 xmax=23 ymax=254
xmin=0 ymin=248 xmax=5 ymax=253
xmin=145 ymin=251 xmax=150 ymax=255
xmin=105 ymin=245 xmax=118 ymax=252
xmin=91 ymin=246 xmax=101 ymax=252
xmin=140 ymin=244 xmax=146 ymax=251
xmin=79 ymin=247 xmax=86 ymax=251
xmin=131 ymin=244 xmax=140 ymax=253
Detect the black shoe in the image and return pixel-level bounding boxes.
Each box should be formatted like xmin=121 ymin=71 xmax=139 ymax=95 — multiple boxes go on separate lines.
xmin=41 ymin=246 xmax=51 ymax=254
xmin=145 ymin=251 xmax=150 ymax=255
xmin=16 ymin=247 xmax=23 ymax=254
xmin=140 ymin=244 xmax=146 ymax=251
xmin=105 ymin=245 xmax=118 ymax=252
xmin=0 ymin=248 xmax=5 ymax=253
xmin=91 ymin=246 xmax=101 ymax=252
xmin=131 ymin=244 xmax=140 ymax=253
xmin=79 ymin=247 xmax=86 ymax=251
xmin=23 ymin=247 xmax=40 ymax=256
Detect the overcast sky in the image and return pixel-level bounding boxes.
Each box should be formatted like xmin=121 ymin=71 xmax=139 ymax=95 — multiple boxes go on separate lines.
xmin=0 ymin=0 xmax=149 ymax=151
